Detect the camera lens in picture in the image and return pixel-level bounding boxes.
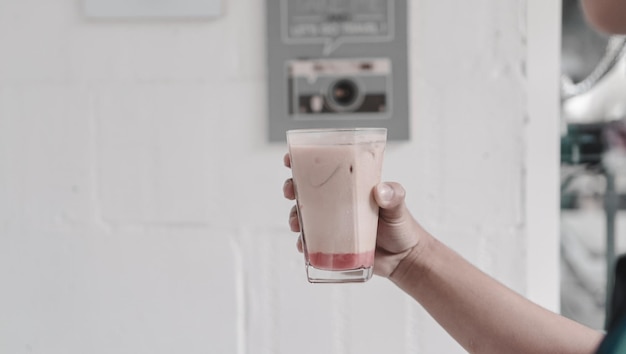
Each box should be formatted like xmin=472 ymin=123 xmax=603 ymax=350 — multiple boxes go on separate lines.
xmin=288 ymin=58 xmax=391 ymax=118
xmin=327 ymin=79 xmax=363 ymax=112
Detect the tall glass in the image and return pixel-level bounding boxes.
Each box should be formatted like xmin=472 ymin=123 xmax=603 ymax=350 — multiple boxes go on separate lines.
xmin=286 ymin=128 xmax=387 ymax=283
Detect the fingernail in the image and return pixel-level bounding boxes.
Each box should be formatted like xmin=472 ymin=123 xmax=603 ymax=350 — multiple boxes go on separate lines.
xmin=378 ymin=183 xmax=393 ymax=202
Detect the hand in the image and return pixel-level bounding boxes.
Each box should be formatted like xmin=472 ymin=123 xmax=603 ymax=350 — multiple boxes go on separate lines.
xmin=282 ymin=153 xmax=421 ymax=278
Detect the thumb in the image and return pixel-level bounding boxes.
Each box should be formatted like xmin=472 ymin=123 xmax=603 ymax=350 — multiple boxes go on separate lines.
xmin=374 ymin=182 xmax=407 ymax=220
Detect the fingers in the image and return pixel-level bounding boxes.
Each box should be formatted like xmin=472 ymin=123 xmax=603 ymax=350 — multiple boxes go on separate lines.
xmin=296 ymin=235 xmax=303 ymax=253
xmin=373 ymin=182 xmax=419 ymax=255
xmin=284 ymin=153 xmax=302 ymax=252
xmin=374 ymin=182 xmax=406 ymax=208
xmin=374 ymin=182 xmax=407 ymax=220
xmin=283 ymin=178 xmax=295 ymax=200
xmin=283 ymin=152 xmax=295 ymax=200
xmin=290 ymin=207 xmax=303 ymax=253
xmin=289 ymin=205 xmax=300 ymax=232
xmin=283 ymin=153 xmax=291 ymax=168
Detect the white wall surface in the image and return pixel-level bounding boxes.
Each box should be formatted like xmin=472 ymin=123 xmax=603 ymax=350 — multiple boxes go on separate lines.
xmin=0 ymin=0 xmax=560 ymax=353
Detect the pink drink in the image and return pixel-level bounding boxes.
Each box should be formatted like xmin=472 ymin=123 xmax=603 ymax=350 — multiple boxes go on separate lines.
xmin=287 ymin=128 xmax=386 ymax=283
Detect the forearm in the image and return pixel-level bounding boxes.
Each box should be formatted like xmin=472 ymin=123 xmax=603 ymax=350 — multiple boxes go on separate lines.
xmin=390 ymin=227 xmax=604 ymax=354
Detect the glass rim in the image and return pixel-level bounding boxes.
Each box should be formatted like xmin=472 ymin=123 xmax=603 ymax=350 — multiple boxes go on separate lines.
xmin=286 ymin=127 xmax=387 ymax=135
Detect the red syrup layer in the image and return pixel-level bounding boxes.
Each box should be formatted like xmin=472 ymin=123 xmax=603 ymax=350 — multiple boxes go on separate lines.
xmin=307 ymin=250 xmax=375 ymax=270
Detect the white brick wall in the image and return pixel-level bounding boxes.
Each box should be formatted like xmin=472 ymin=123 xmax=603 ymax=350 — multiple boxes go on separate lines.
xmin=0 ymin=0 xmax=560 ymax=353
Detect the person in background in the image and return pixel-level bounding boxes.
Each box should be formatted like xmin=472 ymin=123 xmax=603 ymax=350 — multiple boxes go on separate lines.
xmin=581 ymin=0 xmax=626 ymax=35
xmin=283 ymin=1 xmax=626 ymax=353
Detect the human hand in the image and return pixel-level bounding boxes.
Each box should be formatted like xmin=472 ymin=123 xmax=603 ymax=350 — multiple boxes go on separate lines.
xmin=282 ymin=153 xmax=421 ymax=278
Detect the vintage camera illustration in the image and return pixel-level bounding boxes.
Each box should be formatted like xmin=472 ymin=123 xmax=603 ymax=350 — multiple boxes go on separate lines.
xmin=287 ymin=58 xmax=392 ymax=118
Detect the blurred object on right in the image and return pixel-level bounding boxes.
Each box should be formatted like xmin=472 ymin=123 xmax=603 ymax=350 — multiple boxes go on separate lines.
xmin=560 ymin=0 xmax=626 ymax=331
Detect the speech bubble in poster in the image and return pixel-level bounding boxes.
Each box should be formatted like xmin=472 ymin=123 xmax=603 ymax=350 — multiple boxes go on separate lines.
xmin=281 ymin=0 xmax=394 ymax=55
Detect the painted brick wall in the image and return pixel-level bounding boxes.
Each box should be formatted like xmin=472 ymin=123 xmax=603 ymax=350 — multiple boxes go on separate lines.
xmin=0 ymin=1 xmax=553 ymax=353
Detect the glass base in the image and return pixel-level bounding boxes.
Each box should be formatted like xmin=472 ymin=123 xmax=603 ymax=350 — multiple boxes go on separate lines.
xmin=306 ymin=264 xmax=374 ymax=283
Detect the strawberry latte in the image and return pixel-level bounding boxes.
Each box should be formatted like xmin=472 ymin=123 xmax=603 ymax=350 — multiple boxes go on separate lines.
xmin=287 ymin=128 xmax=386 ymax=283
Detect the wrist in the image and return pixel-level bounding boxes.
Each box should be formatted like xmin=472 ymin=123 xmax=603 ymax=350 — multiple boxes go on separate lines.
xmin=389 ymin=225 xmax=435 ymax=286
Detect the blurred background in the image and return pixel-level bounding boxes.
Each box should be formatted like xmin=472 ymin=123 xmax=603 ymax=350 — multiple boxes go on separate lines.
xmin=0 ymin=0 xmax=574 ymax=353
xmin=560 ymin=0 xmax=626 ymax=330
